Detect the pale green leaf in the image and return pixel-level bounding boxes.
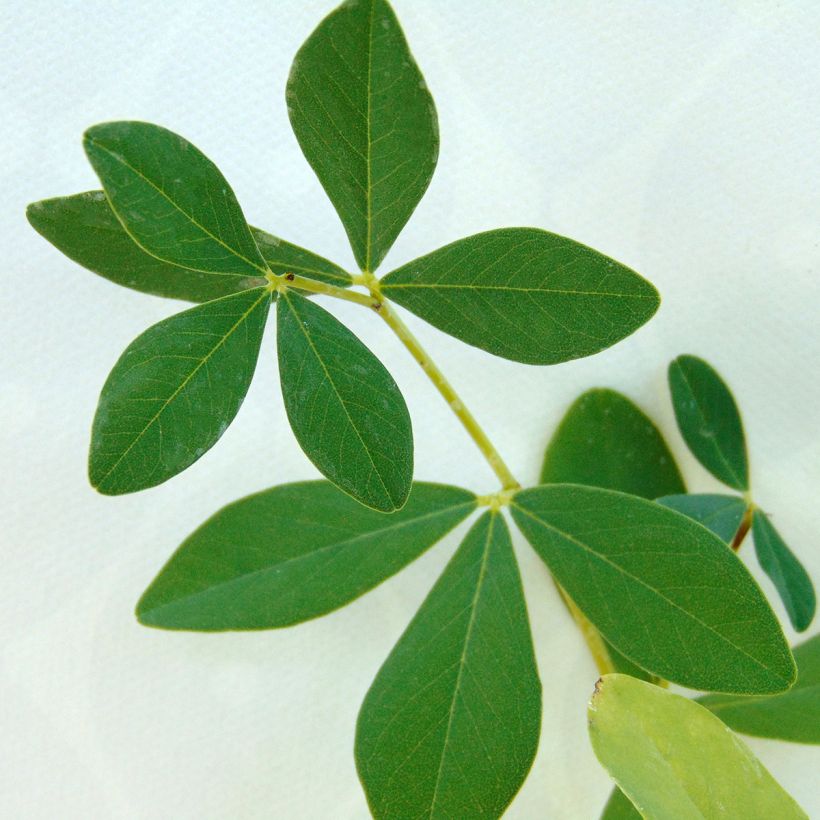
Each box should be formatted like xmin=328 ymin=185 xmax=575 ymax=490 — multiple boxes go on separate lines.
xmin=137 ymin=481 xmax=475 ymax=630
xmin=26 ymin=190 xmax=351 ymax=302
xmin=380 ymin=229 xmax=659 ymax=364
xmin=589 ymin=674 xmax=807 ymax=819
xmin=600 ymin=788 xmax=641 ymax=820
xmin=668 ymin=355 xmax=749 ymax=491
xmin=698 ymin=634 xmax=820 ymax=744
xmin=542 ymin=388 xmax=685 ymax=502
xmin=752 ymin=510 xmax=816 ymax=632
xmin=83 ymin=121 xmax=267 ymax=277
xmin=277 ymin=291 xmax=412 ymax=512
xmin=90 ymin=287 xmax=271 ymax=494
xmin=287 ymin=0 xmax=438 ymax=272
xmin=657 ymin=494 xmax=747 ymax=544
xmin=511 ymin=485 xmax=795 ymax=694
xmin=356 ymin=512 xmax=541 ymax=819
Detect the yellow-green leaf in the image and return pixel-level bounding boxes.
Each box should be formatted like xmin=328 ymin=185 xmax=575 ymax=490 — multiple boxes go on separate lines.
xmin=589 ymin=674 xmax=807 ymax=819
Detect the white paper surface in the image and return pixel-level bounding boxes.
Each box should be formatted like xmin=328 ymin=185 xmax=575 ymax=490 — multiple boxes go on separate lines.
xmin=1 ymin=1 xmax=818 ymax=817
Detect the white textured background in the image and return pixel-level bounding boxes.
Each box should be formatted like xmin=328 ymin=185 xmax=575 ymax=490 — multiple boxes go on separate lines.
xmin=2 ymin=1 xmax=819 ymax=817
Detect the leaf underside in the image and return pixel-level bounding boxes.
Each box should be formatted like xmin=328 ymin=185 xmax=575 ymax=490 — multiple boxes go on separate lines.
xmin=287 ymin=0 xmax=438 ymax=272
xmin=356 ymin=512 xmax=541 ymax=819
xmin=380 ymin=228 xmax=659 ymax=365
xmin=277 ymin=291 xmax=413 ymax=512
xmin=512 ymin=484 xmax=795 ymax=694
xmin=589 ymin=675 xmax=807 ymax=820
xmin=137 ymin=481 xmax=475 ymax=630
xmin=668 ymin=354 xmax=749 ymax=491
xmin=90 ymin=287 xmax=270 ymax=494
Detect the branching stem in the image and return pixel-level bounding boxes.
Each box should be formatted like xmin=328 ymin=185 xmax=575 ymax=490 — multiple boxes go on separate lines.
xmin=281 ymin=266 xmax=613 ymax=674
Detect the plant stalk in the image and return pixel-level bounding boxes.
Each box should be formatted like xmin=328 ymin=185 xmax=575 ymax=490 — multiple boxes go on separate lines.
xmin=731 ymin=503 xmax=755 ymax=552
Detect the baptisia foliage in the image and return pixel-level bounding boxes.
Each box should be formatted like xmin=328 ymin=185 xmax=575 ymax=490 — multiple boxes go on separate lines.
xmin=28 ymin=1 xmax=816 ymax=817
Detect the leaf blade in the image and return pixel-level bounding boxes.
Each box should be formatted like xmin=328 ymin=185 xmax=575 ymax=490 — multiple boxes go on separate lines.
xmin=287 ymin=0 xmax=438 ymax=272
xmin=656 ymin=493 xmax=748 ymax=544
xmin=26 ymin=190 xmax=351 ymax=301
xmin=355 ymin=512 xmax=541 ymax=819
xmin=90 ymin=287 xmax=270 ymax=494
xmin=380 ymin=229 xmax=659 ymax=364
xmin=668 ymin=354 xmax=749 ymax=490
xmin=589 ymin=674 xmax=807 ymax=820
xmin=137 ymin=481 xmax=475 ymax=630
xmin=277 ymin=291 xmax=412 ymax=511
xmin=752 ymin=510 xmax=816 ymax=632
xmin=541 ymin=388 xmax=685 ymax=501
xmin=83 ymin=121 xmax=267 ymax=277
xmin=698 ymin=634 xmax=820 ymax=744
xmin=511 ymin=484 xmax=795 ymax=694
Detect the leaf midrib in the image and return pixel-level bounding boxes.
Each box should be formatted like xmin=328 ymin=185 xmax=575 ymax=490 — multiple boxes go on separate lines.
xmin=382 ymin=282 xmax=655 ymax=298
xmin=427 ymin=513 xmax=496 ymax=817
xmin=512 ymin=500 xmax=790 ymax=688
xmin=283 ymin=292 xmax=396 ymax=508
xmin=140 ymin=500 xmax=476 ymax=618
xmin=95 ymin=289 xmax=269 ymax=489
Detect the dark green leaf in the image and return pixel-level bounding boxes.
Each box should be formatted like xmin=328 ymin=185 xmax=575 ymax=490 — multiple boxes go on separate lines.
xmin=657 ymin=493 xmax=747 ymax=544
xmin=277 ymin=291 xmax=412 ymax=511
xmin=541 ymin=387 xmax=683 ymax=683
xmin=137 ymin=481 xmax=475 ymax=630
xmin=698 ymin=634 xmax=820 ymax=744
xmin=380 ymin=229 xmax=659 ymax=364
xmin=287 ymin=0 xmax=438 ymax=272
xmin=90 ymin=287 xmax=270 ymax=494
xmin=83 ymin=121 xmax=267 ymax=277
xmin=589 ymin=674 xmax=807 ymax=819
xmin=511 ymin=485 xmax=795 ymax=694
xmin=26 ymin=190 xmax=350 ymax=302
xmin=600 ymin=788 xmax=641 ymax=820
xmin=541 ymin=388 xmax=685 ymax=500
xmin=753 ymin=510 xmax=816 ymax=632
xmin=356 ymin=512 xmax=541 ymax=819
xmin=668 ymin=355 xmax=749 ymax=490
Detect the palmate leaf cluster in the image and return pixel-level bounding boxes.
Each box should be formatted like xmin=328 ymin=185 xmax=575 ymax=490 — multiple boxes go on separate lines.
xmin=28 ymin=1 xmax=816 ymax=817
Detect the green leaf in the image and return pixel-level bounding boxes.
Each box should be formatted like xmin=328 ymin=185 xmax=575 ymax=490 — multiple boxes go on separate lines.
xmin=668 ymin=355 xmax=749 ymax=490
xmin=698 ymin=634 xmax=820 ymax=744
xmin=287 ymin=0 xmax=438 ymax=272
xmin=90 ymin=287 xmax=270 ymax=494
xmin=356 ymin=512 xmax=541 ymax=819
xmin=277 ymin=291 xmax=412 ymax=512
xmin=589 ymin=674 xmax=807 ymax=820
xmin=540 ymin=387 xmax=684 ymax=683
xmin=26 ymin=190 xmax=351 ymax=302
xmin=137 ymin=481 xmax=475 ymax=630
xmin=600 ymin=788 xmax=641 ymax=820
xmin=251 ymin=227 xmax=351 ymax=288
xmin=380 ymin=229 xmax=659 ymax=365
xmin=83 ymin=121 xmax=267 ymax=277
xmin=752 ymin=509 xmax=816 ymax=632
xmin=511 ymin=485 xmax=795 ymax=694
xmin=541 ymin=388 xmax=685 ymax=500
xmin=657 ymin=493 xmax=747 ymax=544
